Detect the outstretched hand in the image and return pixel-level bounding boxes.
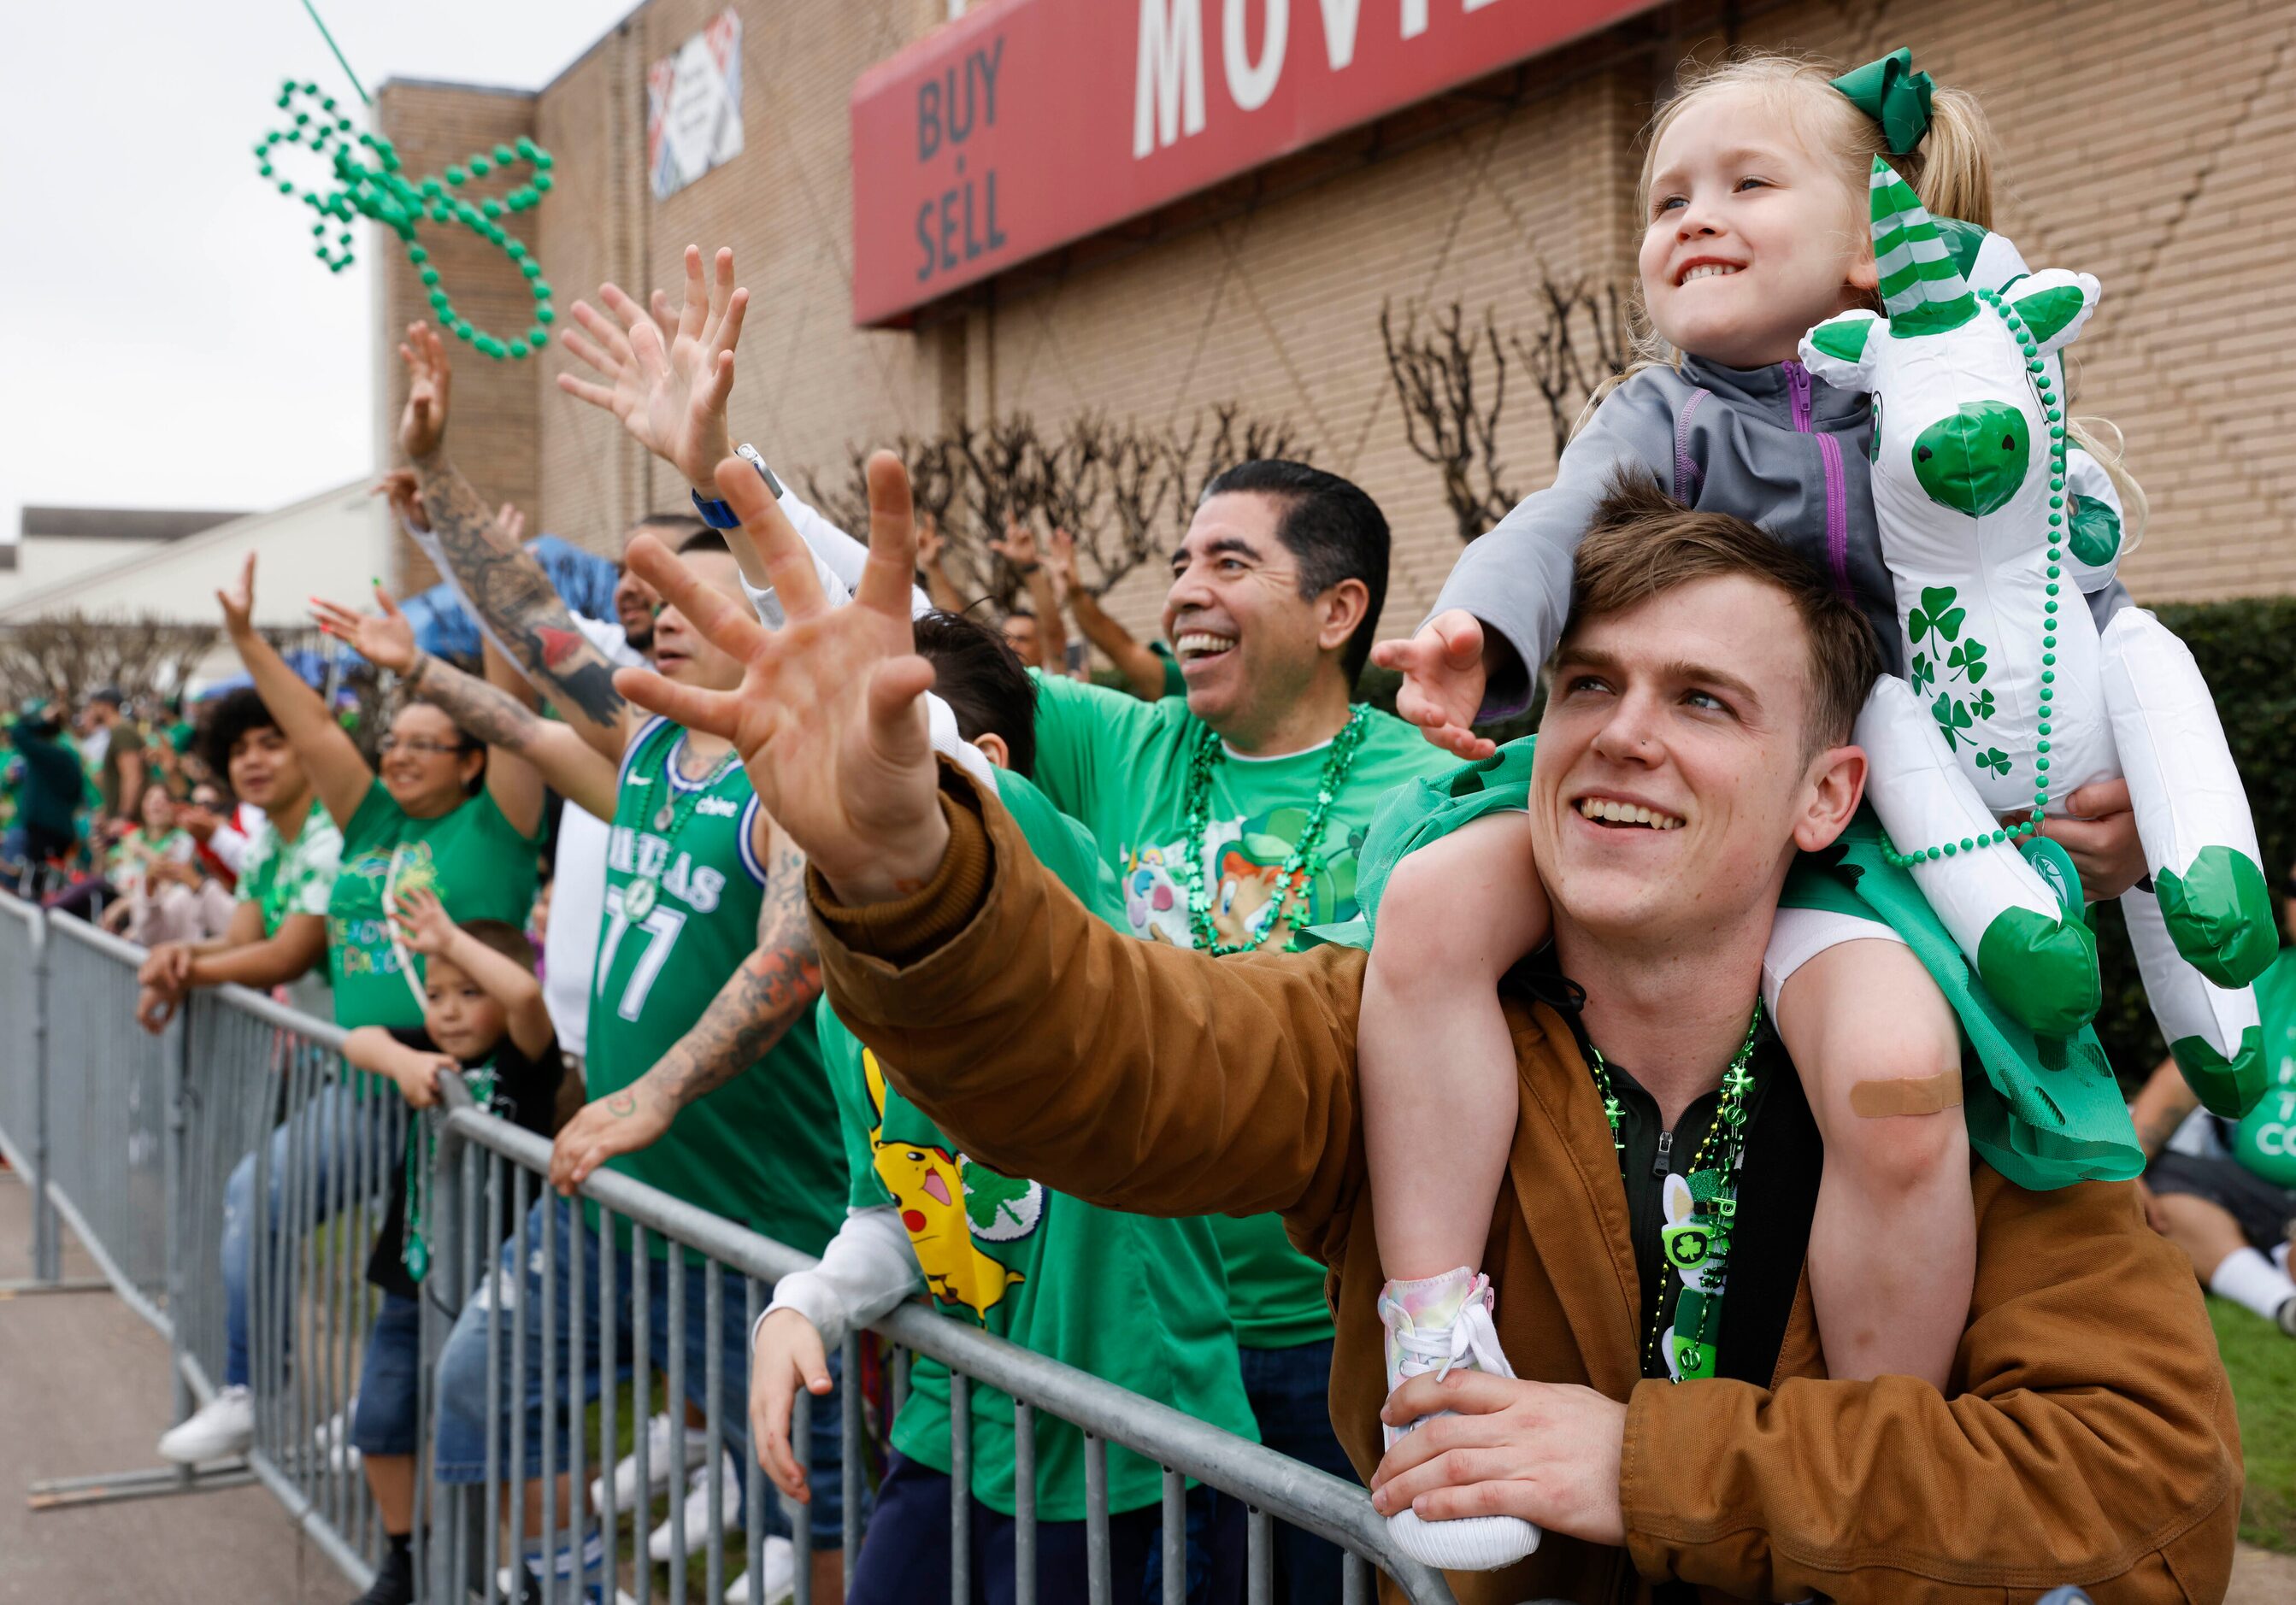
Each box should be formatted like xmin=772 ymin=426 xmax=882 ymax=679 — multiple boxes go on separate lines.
xmin=397 ymin=322 xmax=453 ymax=461
xmin=987 ymin=522 xmax=1040 ymax=572
xmin=374 ymin=470 xmax=427 ymax=533
xmin=558 ymin=244 xmax=748 ymax=489
xmin=218 ymin=553 xmax=258 ymax=637
xmin=1370 ymin=609 xmax=1496 ymax=760
xmin=615 ymin=451 xmax=948 ymax=905
xmin=310 ymin=585 xmax=420 ymax=676
xmin=390 ymin=885 xmax=458 ymax=958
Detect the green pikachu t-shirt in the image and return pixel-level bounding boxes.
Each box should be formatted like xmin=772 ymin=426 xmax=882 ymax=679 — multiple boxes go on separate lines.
xmin=823 ymin=769 xmax=1257 ymax=1516
xmin=1025 ymin=672 xmax=1453 ymax=1346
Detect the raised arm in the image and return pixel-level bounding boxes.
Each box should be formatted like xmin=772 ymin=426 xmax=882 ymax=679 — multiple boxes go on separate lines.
xmin=1050 ymin=529 xmax=1167 ymax=697
xmin=217 ymin=555 xmax=373 ymax=830
xmin=392 ymin=886 xmax=552 ymax=1060
xmin=394 ymin=323 xmax=633 ymax=758
xmin=310 ymin=587 xmax=617 ymax=820
xmin=913 ymin=514 xmax=969 ymax=614
xmin=609 ymin=453 xmax=1368 ymax=1227
xmin=549 ymin=819 xmax=824 ymax=1191
xmin=989 ymin=522 xmax=1065 ymax=667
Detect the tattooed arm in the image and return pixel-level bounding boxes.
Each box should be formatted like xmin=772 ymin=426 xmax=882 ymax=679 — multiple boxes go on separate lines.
xmin=396 ymin=321 xmax=634 ymax=761
xmin=401 ymin=651 xmax=621 ymax=820
xmin=548 ymin=822 xmax=826 ymax=1194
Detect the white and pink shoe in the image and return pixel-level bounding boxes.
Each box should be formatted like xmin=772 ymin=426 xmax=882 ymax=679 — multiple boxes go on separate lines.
xmin=1375 ymin=1267 xmax=1541 ymax=1571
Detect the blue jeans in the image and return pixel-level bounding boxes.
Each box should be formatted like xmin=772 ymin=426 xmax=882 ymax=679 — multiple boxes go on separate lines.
xmin=350 ymin=1293 xmax=424 ymax=1455
xmin=847 ymin=1451 xmax=1244 ymax=1605
xmin=433 ymin=1194 xmax=845 ymax=1548
xmin=1235 ymin=1340 xmax=1354 ymax=1605
xmin=221 ymin=1084 xmax=399 ymax=1390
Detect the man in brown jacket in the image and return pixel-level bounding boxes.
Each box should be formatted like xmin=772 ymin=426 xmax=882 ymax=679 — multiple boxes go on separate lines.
xmin=614 ymin=452 xmax=2241 ymax=1605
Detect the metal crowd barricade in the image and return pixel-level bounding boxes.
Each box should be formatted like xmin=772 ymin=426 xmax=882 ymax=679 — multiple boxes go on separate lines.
xmin=194 ymin=978 xmax=405 ymax=1584
xmin=39 ymin=912 xmax=175 ymax=1322
xmin=422 ymin=1081 xmax=1459 ymax=1605
xmin=0 ymin=890 xmax=1461 ymax=1604
xmin=0 ymin=891 xmax=61 ymax=1285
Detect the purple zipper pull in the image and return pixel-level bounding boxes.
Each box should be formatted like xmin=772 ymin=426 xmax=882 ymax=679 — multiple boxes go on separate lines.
xmin=1784 ymin=358 xmax=1814 ymax=433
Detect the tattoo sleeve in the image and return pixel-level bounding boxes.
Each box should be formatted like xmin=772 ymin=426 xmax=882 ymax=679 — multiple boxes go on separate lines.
xmin=413 ymin=454 xmax=627 ymax=726
xmin=638 ymin=838 xmax=825 ymax=1112
xmin=409 ymin=654 xmax=546 ymax=751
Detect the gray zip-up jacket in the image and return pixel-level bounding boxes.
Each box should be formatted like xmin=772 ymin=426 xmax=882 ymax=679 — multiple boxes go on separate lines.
xmin=1431 ymin=355 xmax=2128 ymax=717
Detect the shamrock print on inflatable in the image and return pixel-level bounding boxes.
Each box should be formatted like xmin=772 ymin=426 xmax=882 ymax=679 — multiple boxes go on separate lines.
xmin=1799 ymin=159 xmax=2274 ymax=1117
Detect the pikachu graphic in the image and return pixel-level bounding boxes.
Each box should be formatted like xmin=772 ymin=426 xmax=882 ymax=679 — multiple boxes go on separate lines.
xmin=863 ymin=1050 xmax=1043 ymax=1320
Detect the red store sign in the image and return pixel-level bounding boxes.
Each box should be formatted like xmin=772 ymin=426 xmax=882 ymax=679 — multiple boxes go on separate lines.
xmin=850 ymin=0 xmax=1659 ymax=326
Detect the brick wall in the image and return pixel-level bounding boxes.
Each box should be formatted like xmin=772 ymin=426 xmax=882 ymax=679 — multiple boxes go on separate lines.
xmin=373 ymin=81 xmax=540 ymax=591
xmin=375 ymin=0 xmax=2296 ymax=630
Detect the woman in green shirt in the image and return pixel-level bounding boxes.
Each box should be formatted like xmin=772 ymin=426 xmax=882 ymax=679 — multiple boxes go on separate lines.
xmin=215 ymin=553 xmax=545 ymax=1025
xmin=160 ymin=556 xmax=545 ymax=1510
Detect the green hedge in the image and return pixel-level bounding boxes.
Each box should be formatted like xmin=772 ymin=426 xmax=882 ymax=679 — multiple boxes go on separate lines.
xmin=1356 ymin=597 xmax=2296 ymax=1086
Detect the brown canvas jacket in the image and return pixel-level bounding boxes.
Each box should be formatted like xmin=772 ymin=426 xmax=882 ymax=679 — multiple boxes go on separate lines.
xmin=815 ymin=772 xmax=2240 ymax=1604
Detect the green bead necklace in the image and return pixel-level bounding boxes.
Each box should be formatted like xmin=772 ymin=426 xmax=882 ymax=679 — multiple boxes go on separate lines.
xmin=1879 ymin=288 xmax=2068 ymax=869
xmin=254 ymin=79 xmax=558 ymax=362
xmin=402 ymin=1057 xmax=497 ymax=1285
xmin=1583 ymin=1004 xmax=1763 ymax=1382
xmin=1173 ymin=707 xmax=1370 ymax=955
xmin=622 ymin=732 xmax=740 ymax=922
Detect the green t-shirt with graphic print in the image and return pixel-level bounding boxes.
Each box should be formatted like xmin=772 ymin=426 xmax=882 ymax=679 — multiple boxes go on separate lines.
xmin=1023 ymin=672 xmax=1453 ymax=1347
xmin=329 ymin=780 xmax=539 ymax=1035
xmin=241 ymin=797 xmax=343 ymax=1016
xmin=823 ymin=769 xmax=1257 ymax=1516
xmin=587 ymin=717 xmax=842 ymax=1261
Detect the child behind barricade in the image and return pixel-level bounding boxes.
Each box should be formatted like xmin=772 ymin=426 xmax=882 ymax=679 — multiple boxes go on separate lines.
xmin=1356 ymin=50 xmax=2150 ymax=1572
xmin=339 ymin=887 xmax=563 ymax=1605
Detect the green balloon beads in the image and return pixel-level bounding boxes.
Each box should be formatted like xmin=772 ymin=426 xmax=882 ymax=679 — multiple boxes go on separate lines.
xmin=252 ymin=79 xmax=556 ymax=362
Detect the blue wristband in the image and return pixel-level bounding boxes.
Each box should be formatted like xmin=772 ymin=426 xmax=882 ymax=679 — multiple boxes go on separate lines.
xmin=689 ymin=445 xmax=786 ymax=527
xmin=690 ymin=487 xmax=741 ymax=528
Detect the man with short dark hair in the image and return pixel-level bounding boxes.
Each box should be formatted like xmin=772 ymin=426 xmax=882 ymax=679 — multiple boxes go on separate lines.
xmin=1011 ymin=455 xmax=1456 ymax=1600
xmin=615 ymin=467 xmax=2240 ymax=1605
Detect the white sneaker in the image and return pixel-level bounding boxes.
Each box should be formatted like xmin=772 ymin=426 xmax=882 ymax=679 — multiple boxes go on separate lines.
xmin=648 ymin=1454 xmax=743 ymax=1562
xmin=1376 ymin=1268 xmax=1541 ymax=1571
xmin=315 ymin=1407 xmax=361 ymax=1473
xmin=588 ymin=1411 xmax=710 ymax=1511
xmin=722 ymin=1537 xmax=797 ymax=1604
xmin=156 ymin=1385 xmax=254 ymax=1464
xmin=494 ymin=1560 xmax=636 ymax=1605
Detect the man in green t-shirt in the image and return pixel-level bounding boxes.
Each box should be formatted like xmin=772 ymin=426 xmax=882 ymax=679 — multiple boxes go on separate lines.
xmin=749 ymin=611 xmax=1259 ymax=1602
xmin=2134 ymin=853 xmax=2296 ymax=1338
xmin=1019 ymin=458 xmax=1455 ymax=1600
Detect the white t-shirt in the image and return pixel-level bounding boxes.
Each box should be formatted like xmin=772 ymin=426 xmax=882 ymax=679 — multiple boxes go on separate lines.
xmin=543 ymin=613 xmax=647 ymax=1057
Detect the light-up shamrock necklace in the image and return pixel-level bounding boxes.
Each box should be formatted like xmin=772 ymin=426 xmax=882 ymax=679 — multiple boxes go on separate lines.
xmin=253 ymin=78 xmax=557 ymax=362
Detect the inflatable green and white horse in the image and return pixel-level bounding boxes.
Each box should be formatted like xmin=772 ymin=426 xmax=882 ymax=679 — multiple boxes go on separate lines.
xmin=1799 ymin=159 xmax=2273 ymax=1117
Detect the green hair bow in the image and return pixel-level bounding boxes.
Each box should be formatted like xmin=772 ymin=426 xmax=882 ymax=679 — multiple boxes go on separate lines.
xmin=1830 ymin=47 xmax=1934 ymax=156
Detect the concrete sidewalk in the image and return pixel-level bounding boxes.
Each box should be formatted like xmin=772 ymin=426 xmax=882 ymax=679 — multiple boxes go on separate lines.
xmin=0 ymin=1167 xmax=346 ymax=1605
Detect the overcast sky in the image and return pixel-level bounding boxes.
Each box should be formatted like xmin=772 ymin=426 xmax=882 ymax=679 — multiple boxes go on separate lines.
xmin=0 ymin=0 xmax=639 ymax=546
